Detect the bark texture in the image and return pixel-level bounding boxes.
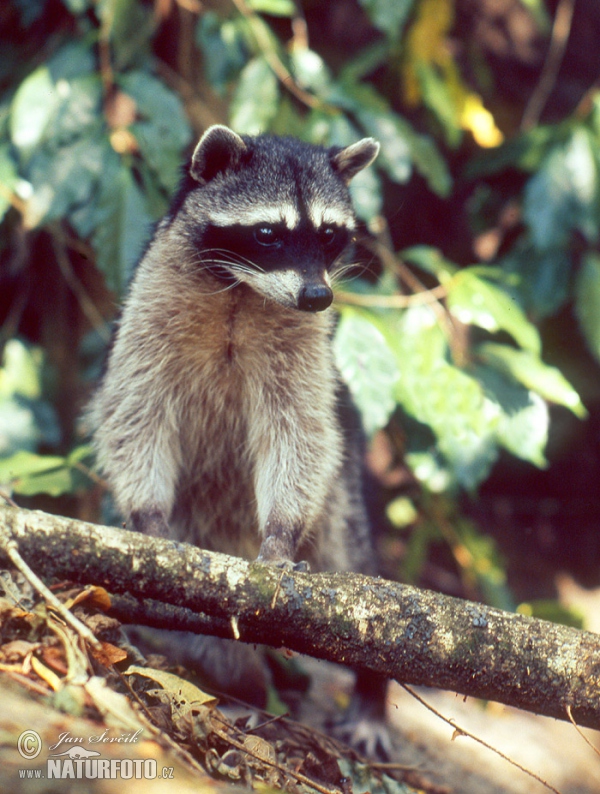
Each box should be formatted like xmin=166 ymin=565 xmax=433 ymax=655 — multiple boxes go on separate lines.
xmin=1 ymin=504 xmax=599 ymax=729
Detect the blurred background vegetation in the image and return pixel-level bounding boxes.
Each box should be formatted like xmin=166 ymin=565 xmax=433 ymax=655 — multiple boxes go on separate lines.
xmin=1 ymin=0 xmax=600 ymax=626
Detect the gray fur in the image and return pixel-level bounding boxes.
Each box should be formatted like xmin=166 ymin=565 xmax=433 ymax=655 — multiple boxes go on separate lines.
xmin=89 ymin=127 xmax=386 ymax=738
xmin=89 ymin=125 xmax=380 ymax=571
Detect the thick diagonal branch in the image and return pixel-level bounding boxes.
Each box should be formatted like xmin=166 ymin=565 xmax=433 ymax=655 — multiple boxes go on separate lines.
xmin=1 ymin=504 xmax=598 ymax=730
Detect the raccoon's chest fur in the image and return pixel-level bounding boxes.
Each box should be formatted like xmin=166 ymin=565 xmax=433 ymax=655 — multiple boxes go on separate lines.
xmin=166 ymin=278 xmax=339 ymax=557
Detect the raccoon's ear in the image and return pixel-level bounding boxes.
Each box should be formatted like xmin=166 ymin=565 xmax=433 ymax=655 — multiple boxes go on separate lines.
xmin=190 ymin=125 xmax=247 ymax=184
xmin=330 ymin=138 xmax=380 ymax=184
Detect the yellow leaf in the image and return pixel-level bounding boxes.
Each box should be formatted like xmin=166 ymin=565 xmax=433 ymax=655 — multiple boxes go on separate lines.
xmin=461 ymin=93 xmax=504 ymax=147
xmin=403 ymin=0 xmax=455 ymax=106
xmin=31 ymin=654 xmax=62 ymax=691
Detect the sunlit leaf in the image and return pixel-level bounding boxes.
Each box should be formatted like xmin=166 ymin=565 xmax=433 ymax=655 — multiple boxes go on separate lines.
xmin=0 ymin=450 xmax=66 ymax=480
xmin=334 ymin=310 xmax=399 ymax=436
xmin=477 ymin=342 xmax=587 ymax=419
xmin=448 ymin=270 xmax=541 ymax=354
xmin=0 ymin=339 xmax=43 ymax=400
xmin=475 ymin=364 xmax=548 ymax=468
xmin=246 ymin=0 xmax=295 ymax=16
xmin=230 ymin=57 xmax=279 ymax=135
xmin=10 ymin=66 xmax=58 ymax=155
xmin=575 ymin=252 xmax=600 ymax=364
xmin=0 ymin=450 xmax=76 ymax=496
xmin=290 ymin=48 xmax=332 ymax=96
xmin=385 ymin=306 xmax=498 ymax=488
xmin=386 ymin=496 xmax=418 ymax=528
xmin=0 ymin=144 xmax=18 ymax=221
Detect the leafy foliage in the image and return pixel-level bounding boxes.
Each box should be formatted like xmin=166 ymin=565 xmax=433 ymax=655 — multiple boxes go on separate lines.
xmin=1 ymin=0 xmax=599 ymax=613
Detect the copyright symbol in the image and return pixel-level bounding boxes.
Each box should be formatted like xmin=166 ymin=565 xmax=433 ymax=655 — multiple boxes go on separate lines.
xmin=18 ymin=730 xmax=42 ymax=759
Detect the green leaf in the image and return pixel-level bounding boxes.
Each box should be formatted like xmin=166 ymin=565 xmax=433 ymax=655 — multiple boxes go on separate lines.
xmin=401 ymin=245 xmax=457 ymax=281
xmin=10 ymin=66 xmax=59 ymax=155
xmin=290 ymin=48 xmax=332 ymax=96
xmin=386 ymin=306 xmax=498 ymax=488
xmin=416 ymin=62 xmax=461 ymax=148
xmin=517 ymin=600 xmax=583 ymax=629
xmin=96 ymin=0 xmax=152 ymax=70
xmin=120 ymin=71 xmax=192 ymax=191
xmin=92 ymin=160 xmax=154 ymax=294
xmin=502 ymin=240 xmax=571 ymax=318
xmin=48 ymin=40 xmax=96 ymax=82
xmin=386 ymin=496 xmax=418 ymax=529
xmin=357 ymin=0 xmax=415 ymax=38
xmin=0 ymin=144 xmax=18 ymax=222
xmin=349 ymin=165 xmax=383 ymax=223
xmin=330 ymin=81 xmax=450 ymax=195
xmin=25 ymin=134 xmax=106 ymax=227
xmin=0 ymin=339 xmax=43 ymax=400
xmin=447 ymin=270 xmax=541 ymax=354
xmin=575 ymin=252 xmax=600 ymax=364
xmin=13 ymin=0 xmax=50 ymax=26
xmin=475 ymin=364 xmax=548 ymax=468
xmin=0 ymin=450 xmax=65 ymax=480
xmin=0 ymin=450 xmax=77 ymax=496
xmin=477 ymin=342 xmax=587 ymax=419
xmin=464 ymin=124 xmax=556 ymax=179
xmin=405 ymin=128 xmax=452 ymax=197
xmin=230 ymin=57 xmax=279 ymax=135
xmin=196 ymin=13 xmax=249 ymax=95
xmin=334 ymin=310 xmax=399 ymax=436
xmin=355 ymin=108 xmax=412 ymax=183
xmin=0 ymin=341 xmax=60 ymax=456
xmin=454 ymin=518 xmax=515 ymax=611
xmin=246 ymin=0 xmax=295 ymax=15
xmin=523 ymin=128 xmax=599 ymax=250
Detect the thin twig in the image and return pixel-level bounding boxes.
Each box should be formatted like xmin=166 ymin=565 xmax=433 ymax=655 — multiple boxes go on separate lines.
xmin=335 ymin=286 xmax=447 ymax=309
xmin=230 ymin=0 xmax=324 ymax=110
xmin=521 ymin=0 xmax=576 ymax=130
xmin=566 ymin=705 xmax=600 ymax=759
xmin=0 ymin=525 xmax=102 ymax=649
xmin=0 ymin=488 xmax=18 ymax=508
xmin=402 ymin=684 xmax=563 ymax=794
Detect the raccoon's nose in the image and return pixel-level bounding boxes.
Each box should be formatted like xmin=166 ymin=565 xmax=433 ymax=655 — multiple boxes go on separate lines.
xmin=298 ymin=284 xmax=333 ymax=312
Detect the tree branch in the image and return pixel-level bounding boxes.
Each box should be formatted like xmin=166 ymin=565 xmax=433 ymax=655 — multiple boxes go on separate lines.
xmin=1 ymin=504 xmax=598 ymax=730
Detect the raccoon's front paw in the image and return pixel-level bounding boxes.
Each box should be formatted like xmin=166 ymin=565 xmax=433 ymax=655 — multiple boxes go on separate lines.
xmin=256 ymin=532 xmax=309 ymax=571
xmin=129 ymin=508 xmax=171 ymax=538
xmin=275 ymin=559 xmax=310 ymax=573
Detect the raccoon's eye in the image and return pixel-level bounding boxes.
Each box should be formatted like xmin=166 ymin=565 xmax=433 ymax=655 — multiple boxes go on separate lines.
xmin=254 ymin=225 xmax=280 ymax=246
xmin=320 ymin=225 xmax=338 ymax=246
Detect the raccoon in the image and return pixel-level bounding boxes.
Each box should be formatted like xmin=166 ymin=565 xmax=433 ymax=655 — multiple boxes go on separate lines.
xmin=89 ymin=125 xmax=388 ymax=751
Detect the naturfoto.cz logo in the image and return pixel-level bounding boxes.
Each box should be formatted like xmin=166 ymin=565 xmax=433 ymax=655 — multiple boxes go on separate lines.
xmin=17 ymin=730 xmax=175 ymax=781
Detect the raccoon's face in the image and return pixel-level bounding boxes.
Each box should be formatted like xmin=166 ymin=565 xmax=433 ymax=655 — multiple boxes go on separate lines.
xmin=180 ymin=126 xmax=379 ymax=312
